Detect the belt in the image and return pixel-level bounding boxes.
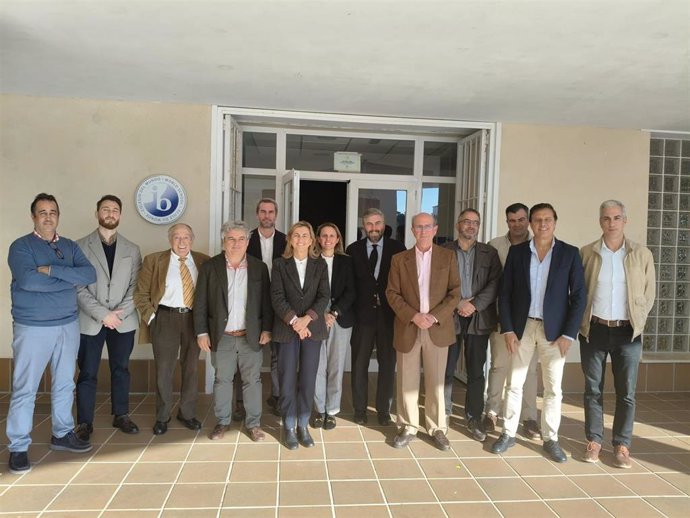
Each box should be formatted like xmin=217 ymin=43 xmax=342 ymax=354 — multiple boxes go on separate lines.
xmin=158 ymin=304 xmax=192 ymax=314
xmin=592 ymin=316 xmax=630 ymax=328
xmin=527 ymin=316 xmax=543 ymax=322
xmin=224 ymin=329 xmax=247 ymax=337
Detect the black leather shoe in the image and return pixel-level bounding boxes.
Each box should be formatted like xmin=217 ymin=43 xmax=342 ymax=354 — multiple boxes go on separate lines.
xmin=491 ymin=433 xmax=516 ymax=454
xmin=113 ymin=415 xmax=139 ymax=434
xmin=543 ymin=440 xmax=567 ymax=463
xmin=8 ymin=451 xmax=31 ymax=474
xmin=310 ymin=413 xmax=325 ymax=428
xmin=467 ymin=417 xmax=487 ymax=442
xmin=392 ymin=429 xmax=414 ymax=448
xmin=176 ymin=413 xmax=202 ymax=431
xmin=377 ymin=414 xmax=394 ymax=426
xmin=323 ymin=415 xmax=336 ymax=430
xmin=353 ymin=412 xmax=367 ymax=425
xmin=297 ymin=426 xmax=315 ymax=447
xmin=284 ymin=428 xmax=299 ymax=450
xmin=153 ymin=419 xmax=169 ymax=435
xmin=75 ymin=422 xmax=93 ymax=442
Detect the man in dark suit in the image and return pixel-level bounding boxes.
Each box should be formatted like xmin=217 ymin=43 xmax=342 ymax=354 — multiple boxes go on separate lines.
xmin=76 ymin=195 xmax=142 ymax=441
xmin=491 ymin=203 xmax=586 ymax=463
xmin=346 ymin=208 xmax=406 ymax=425
xmin=194 ymin=220 xmax=273 ymax=442
xmin=442 ymin=209 xmax=502 ymax=442
xmin=386 ymin=212 xmax=460 ymax=450
xmin=246 ymin=197 xmax=286 ymax=415
xmin=133 ymin=223 xmax=210 ymax=435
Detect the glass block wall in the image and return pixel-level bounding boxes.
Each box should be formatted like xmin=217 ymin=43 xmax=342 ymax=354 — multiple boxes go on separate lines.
xmin=645 ymin=138 xmax=690 ymax=352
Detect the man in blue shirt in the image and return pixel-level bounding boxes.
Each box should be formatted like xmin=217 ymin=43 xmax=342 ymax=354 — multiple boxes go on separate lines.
xmin=6 ymin=193 xmax=97 ymax=474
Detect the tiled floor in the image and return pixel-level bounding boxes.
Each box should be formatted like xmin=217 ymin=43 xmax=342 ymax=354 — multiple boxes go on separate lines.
xmin=1 ymin=375 xmax=689 ymax=517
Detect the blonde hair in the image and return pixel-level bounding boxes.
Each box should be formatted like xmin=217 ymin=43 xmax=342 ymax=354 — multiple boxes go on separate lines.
xmin=283 ymin=221 xmax=318 ymax=259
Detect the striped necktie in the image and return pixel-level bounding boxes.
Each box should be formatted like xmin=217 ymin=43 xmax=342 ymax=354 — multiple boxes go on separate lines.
xmin=179 ymin=256 xmax=195 ymax=309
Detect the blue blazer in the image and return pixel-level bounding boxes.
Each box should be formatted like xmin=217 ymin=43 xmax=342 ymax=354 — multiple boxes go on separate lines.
xmin=499 ymin=239 xmax=586 ymax=342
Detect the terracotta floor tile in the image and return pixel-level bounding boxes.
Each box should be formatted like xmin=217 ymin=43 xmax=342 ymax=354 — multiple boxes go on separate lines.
xmin=418 ymin=457 xmax=470 ymax=478
xmin=47 ymin=484 xmax=118 ymax=511
xmin=366 ymin=440 xmax=413 ymax=459
xmin=371 ymin=458 xmax=423 ymax=479
xmin=107 ymin=483 xmax=172 ymax=510
xmin=477 ymin=477 xmax=539 ymax=501
xmin=140 ymin=443 xmax=192 ymax=462
xmin=324 ymin=442 xmax=368 ymax=460
xmin=91 ymin=444 xmax=143 ymax=462
xmin=388 ymin=503 xmax=446 ymax=517
xmin=409 ymin=437 xmax=457 ymax=458
xmin=219 ymin=509 xmax=276 ymax=518
xmin=429 ymin=478 xmax=488 ymax=502
xmin=506 ymin=456 xmax=563 ymax=476
xmin=658 ymin=472 xmax=690 ymax=493
xmin=187 ymin=443 xmax=236 ymax=461
xmin=330 ymin=480 xmax=384 ymax=505
xmin=321 ymin=426 xmax=363 ymax=442
xmin=165 ymin=482 xmax=225 ymax=508
xmin=326 ymin=459 xmax=376 ymax=480
xmin=644 ymin=496 xmax=690 ymax=517
xmin=102 ymin=512 xmax=159 ymax=517
xmin=278 ymin=480 xmax=331 ymax=506
xmin=525 ymin=475 xmax=588 ymax=499
xmin=178 ymin=461 xmax=231 ymax=482
xmin=379 ymin=479 xmax=436 ymax=503
xmin=228 ymin=460 xmax=278 ymax=482
xmin=443 ymin=502 xmax=501 ymax=517
xmin=572 ymin=474 xmax=636 ymax=497
xmin=334 ymin=504 xmax=391 ymax=518
xmin=279 ymin=460 xmax=327 ymax=481
xmin=462 ymin=457 xmax=517 ymax=478
xmin=545 ymin=499 xmax=611 ymax=518
xmin=14 ymin=460 xmax=82 ymax=484
xmin=125 ymin=462 xmax=183 ymax=483
xmin=277 ymin=506 xmax=332 ymax=518
xmin=0 ymin=485 xmax=63 ymax=512
xmin=596 ymin=497 xmax=666 ymax=517
xmin=162 ymin=510 xmax=220 ymax=518
xmin=614 ymin=473 xmax=686 ymax=496
xmin=222 ymin=481 xmax=277 ymax=507
xmin=494 ymin=501 xmax=557 ymax=517
xmin=234 ymin=443 xmax=280 ymax=461
xmin=72 ymin=462 xmax=132 ymax=484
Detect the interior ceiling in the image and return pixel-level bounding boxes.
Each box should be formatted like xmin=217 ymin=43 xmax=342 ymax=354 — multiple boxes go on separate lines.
xmin=1 ymin=0 xmax=688 ymax=131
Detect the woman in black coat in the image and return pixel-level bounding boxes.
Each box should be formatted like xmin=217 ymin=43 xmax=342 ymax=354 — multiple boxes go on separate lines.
xmin=271 ymin=221 xmax=330 ymax=449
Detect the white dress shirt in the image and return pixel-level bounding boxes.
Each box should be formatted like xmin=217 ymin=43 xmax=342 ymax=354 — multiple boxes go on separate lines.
xmin=225 ymin=257 xmax=248 ymax=333
xmin=294 ymin=257 xmax=308 ymax=289
xmin=592 ymin=240 xmax=629 ymax=320
xmin=259 ymin=230 xmax=275 ymax=274
xmin=159 ymin=251 xmax=199 ymax=308
xmin=528 ymin=239 xmax=554 ymax=320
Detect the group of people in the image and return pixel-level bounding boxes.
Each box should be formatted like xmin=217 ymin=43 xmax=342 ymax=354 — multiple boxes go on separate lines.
xmin=6 ymin=192 xmax=654 ymax=475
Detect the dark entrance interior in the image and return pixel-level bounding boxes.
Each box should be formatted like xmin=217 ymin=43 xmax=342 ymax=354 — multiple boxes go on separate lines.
xmin=299 ymin=180 xmax=347 ymax=238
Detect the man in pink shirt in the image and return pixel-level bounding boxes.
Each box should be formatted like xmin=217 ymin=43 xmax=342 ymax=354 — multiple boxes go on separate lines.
xmin=386 ymin=213 xmax=460 ymax=451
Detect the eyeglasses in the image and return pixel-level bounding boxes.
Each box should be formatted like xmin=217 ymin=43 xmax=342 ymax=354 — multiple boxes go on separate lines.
xmin=48 ymin=241 xmax=64 ymax=259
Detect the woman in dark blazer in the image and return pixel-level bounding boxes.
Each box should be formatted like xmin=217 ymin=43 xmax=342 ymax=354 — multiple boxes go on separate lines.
xmin=311 ymin=223 xmax=356 ymax=431
xmin=271 ymin=221 xmax=330 ymax=449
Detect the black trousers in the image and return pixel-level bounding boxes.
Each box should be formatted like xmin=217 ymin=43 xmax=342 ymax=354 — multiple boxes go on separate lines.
xmin=350 ymin=308 xmax=396 ymax=417
xmin=277 ymin=336 xmax=321 ymax=429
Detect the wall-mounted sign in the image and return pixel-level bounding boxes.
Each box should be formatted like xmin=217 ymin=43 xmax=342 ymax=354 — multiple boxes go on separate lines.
xmin=334 ymin=151 xmax=361 ymax=172
xmin=135 ymin=175 xmax=187 ymax=225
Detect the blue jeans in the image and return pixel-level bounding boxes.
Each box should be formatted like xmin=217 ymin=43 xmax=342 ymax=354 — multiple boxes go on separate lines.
xmin=7 ymin=320 xmax=80 ymax=452
xmin=580 ymin=322 xmax=642 ymax=447
xmin=76 ymin=327 xmax=136 ymax=424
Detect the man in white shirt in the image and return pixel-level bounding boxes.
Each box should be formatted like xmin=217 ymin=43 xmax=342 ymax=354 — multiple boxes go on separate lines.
xmin=134 ymin=224 xmax=210 ymax=435
xmin=579 ymin=200 xmax=655 ymax=468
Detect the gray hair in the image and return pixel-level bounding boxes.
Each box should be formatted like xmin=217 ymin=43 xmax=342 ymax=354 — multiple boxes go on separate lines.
xmin=221 ymin=220 xmax=250 ymax=239
xmin=168 ymin=223 xmax=195 ymax=241
xmin=599 ymin=199 xmax=627 ymax=218
xmin=412 ymin=212 xmax=437 ymax=227
xmin=361 ymin=207 xmax=384 ymax=224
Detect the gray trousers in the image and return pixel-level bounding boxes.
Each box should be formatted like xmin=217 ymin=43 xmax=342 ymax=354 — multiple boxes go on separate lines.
xmin=313 ymin=322 xmax=352 ymax=415
xmin=211 ymin=334 xmax=263 ymax=428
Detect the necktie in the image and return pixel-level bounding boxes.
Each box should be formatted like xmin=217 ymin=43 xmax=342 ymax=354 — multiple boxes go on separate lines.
xmin=369 ymin=244 xmax=378 ymax=277
xmin=179 ymin=256 xmax=195 ymax=309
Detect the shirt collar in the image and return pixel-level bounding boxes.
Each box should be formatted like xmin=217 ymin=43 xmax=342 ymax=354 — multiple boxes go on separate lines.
xmin=33 ymin=230 xmax=59 ymax=243
xmin=226 ymin=255 xmax=248 ymax=270
xmin=529 ymin=238 xmax=555 ymax=254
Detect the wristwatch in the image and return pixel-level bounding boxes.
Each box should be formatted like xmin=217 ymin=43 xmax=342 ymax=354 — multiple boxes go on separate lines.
xmin=331 ymin=310 xmax=339 ymax=319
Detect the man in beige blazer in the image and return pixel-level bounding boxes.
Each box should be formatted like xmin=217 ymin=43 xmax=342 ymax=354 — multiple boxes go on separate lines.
xmin=134 ymin=223 xmax=209 ymax=435
xmin=386 ymin=213 xmax=460 ymax=451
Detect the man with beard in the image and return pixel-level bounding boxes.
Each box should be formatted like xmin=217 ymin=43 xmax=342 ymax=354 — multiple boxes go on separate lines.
xmin=346 ymin=208 xmax=406 ymax=425
xmin=246 ymin=198 xmax=286 ymax=415
xmin=75 ymin=195 xmax=142 ymax=440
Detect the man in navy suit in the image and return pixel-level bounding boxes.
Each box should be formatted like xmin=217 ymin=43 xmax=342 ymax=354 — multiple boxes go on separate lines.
xmin=491 ymin=203 xmax=586 ymax=463
xmin=346 ymin=208 xmax=406 ymax=425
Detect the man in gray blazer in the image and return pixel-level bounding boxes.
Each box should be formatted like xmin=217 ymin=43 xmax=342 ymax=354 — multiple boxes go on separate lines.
xmin=194 ymin=220 xmax=274 ymax=441
xmin=75 ymin=195 xmax=142 ymax=440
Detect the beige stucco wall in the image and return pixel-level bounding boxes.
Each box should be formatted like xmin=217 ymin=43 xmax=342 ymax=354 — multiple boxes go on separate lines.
xmin=496 ymin=123 xmax=650 ymax=245
xmin=0 ymin=94 xmax=211 ymax=359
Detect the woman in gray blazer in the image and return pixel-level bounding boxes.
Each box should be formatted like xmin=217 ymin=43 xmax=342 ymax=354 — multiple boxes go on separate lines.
xmin=311 ymin=223 xmax=356 ymax=431
xmin=271 ymin=221 xmax=330 ymax=449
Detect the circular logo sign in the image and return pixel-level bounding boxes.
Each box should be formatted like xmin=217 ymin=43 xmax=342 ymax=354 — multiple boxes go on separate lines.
xmin=135 ymin=175 xmax=187 ymax=225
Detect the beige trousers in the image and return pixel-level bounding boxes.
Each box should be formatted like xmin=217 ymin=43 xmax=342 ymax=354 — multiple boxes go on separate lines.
xmin=396 ymin=329 xmax=448 ymax=435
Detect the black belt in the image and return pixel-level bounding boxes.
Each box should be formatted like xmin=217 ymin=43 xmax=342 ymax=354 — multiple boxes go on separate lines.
xmin=592 ymin=316 xmax=630 ymax=328
xmin=528 ymin=316 xmax=543 ymax=322
xmin=158 ymin=304 xmax=192 ymax=314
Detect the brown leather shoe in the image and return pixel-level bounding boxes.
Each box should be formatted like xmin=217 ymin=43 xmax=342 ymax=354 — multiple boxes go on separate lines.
xmin=208 ymin=424 xmax=229 ymax=440
xmin=392 ymin=429 xmax=414 ymax=448
xmin=248 ymin=426 xmax=266 ymax=442
xmin=613 ymin=444 xmax=632 ymax=469
xmin=432 ymin=430 xmax=450 ymax=451
xmin=583 ymin=441 xmax=601 ymax=463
